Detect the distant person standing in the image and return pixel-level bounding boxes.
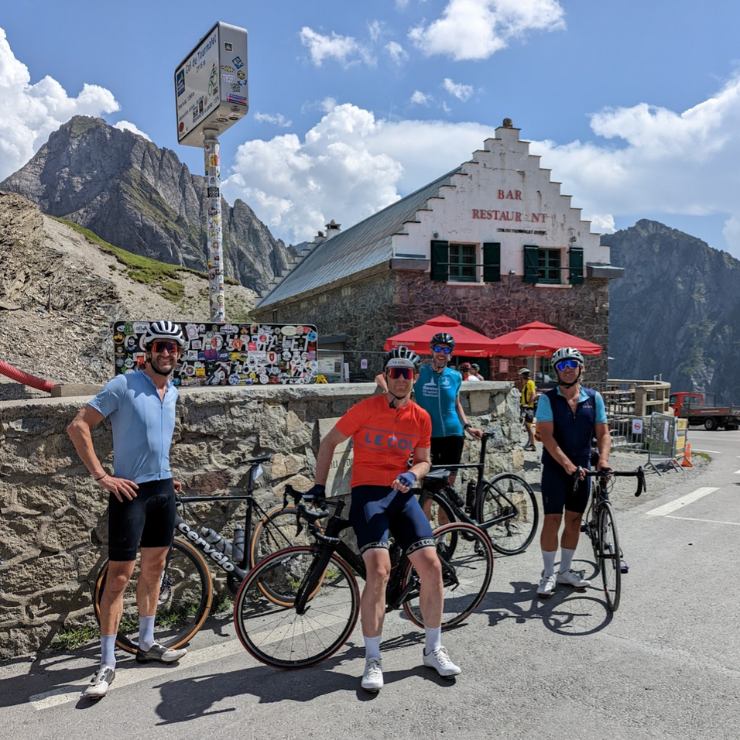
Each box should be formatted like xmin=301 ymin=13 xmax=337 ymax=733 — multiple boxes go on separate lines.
xmin=518 ymin=368 xmax=537 ymax=451
xmin=470 ymin=363 xmax=485 ymax=381
xmin=67 ymin=321 xmax=188 ymax=699
xmin=535 ymin=347 xmax=611 ymax=599
xmin=458 ymin=363 xmax=481 ymax=382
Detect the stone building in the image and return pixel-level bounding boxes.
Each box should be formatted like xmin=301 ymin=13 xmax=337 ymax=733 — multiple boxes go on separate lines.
xmin=254 ymin=121 xmax=623 ymax=381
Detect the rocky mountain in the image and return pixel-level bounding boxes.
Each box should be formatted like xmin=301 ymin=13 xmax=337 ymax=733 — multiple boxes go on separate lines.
xmin=604 ymin=220 xmax=740 ymax=403
xmin=0 ymin=192 xmax=257 ymax=399
xmin=0 ymin=116 xmax=290 ymax=293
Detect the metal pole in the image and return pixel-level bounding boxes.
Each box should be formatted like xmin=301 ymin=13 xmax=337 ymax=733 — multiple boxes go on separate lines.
xmin=204 ymin=128 xmax=225 ymax=322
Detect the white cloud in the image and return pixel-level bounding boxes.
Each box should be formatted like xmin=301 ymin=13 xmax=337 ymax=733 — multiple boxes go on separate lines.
xmin=299 ymin=27 xmax=374 ymax=68
xmin=254 ymin=112 xmax=293 ymax=128
xmin=530 ymin=74 xmax=740 ymax=255
xmin=113 ymin=120 xmax=151 ymax=141
xmin=410 ymin=90 xmax=432 ymax=106
xmin=367 ymin=20 xmax=383 ymax=42
xmin=443 ymin=78 xmax=474 ymax=101
xmin=0 ymin=27 xmax=120 ymax=181
xmin=223 ymin=102 xmax=491 ymax=244
xmin=385 ymin=41 xmax=409 ymax=65
xmin=409 ymin=0 xmax=565 ymax=61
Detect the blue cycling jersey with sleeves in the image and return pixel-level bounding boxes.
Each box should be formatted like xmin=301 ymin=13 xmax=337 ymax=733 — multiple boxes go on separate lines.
xmin=413 ymin=364 xmax=463 ymax=438
xmin=88 ymin=371 xmax=178 ymax=484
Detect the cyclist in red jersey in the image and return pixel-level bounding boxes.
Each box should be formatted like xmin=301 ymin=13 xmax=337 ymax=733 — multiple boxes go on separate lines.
xmin=306 ymin=347 xmax=461 ymax=691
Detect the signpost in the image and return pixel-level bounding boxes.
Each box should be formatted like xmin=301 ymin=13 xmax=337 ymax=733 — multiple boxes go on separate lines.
xmin=175 ymin=22 xmax=249 ymax=321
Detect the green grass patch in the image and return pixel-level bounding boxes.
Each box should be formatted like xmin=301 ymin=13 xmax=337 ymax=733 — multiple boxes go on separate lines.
xmin=692 ymin=451 xmax=711 ymax=463
xmin=51 ymin=624 xmax=100 ymax=651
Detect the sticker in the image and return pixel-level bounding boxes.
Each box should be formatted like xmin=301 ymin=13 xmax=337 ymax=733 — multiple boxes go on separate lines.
xmin=221 ymin=64 xmax=235 ymax=72
xmin=232 ymin=56 xmax=244 ymax=69
xmin=281 ymin=325 xmax=297 ymax=337
xmin=259 ymin=374 xmax=269 ymax=384
xmin=227 ymin=94 xmax=247 ymax=105
xmin=113 ymin=333 xmax=124 ymax=345
xmin=221 ymin=73 xmax=235 ymax=82
xmin=133 ymin=322 xmax=149 ymax=333
xmin=237 ymin=69 xmax=246 ymax=80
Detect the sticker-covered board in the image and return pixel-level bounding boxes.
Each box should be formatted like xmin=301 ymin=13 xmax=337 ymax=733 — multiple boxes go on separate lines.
xmin=112 ymin=321 xmax=318 ymax=386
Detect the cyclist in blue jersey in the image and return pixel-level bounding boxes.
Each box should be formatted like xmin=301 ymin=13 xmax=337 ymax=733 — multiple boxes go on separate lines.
xmin=535 ymin=347 xmax=611 ymax=598
xmin=67 ymin=321 xmax=188 ymax=699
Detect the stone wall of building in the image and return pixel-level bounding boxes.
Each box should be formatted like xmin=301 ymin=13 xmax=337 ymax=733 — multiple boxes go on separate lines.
xmin=0 ymin=380 xmax=519 ymax=660
xmin=396 ymin=272 xmax=611 ymax=382
xmin=255 ymin=270 xmax=399 ymax=380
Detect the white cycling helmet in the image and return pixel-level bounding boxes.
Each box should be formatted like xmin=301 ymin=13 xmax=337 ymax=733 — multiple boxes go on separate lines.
xmin=143 ymin=321 xmax=185 ymax=349
xmin=552 ymin=347 xmax=584 ymax=366
xmin=384 ymin=346 xmax=422 ymax=371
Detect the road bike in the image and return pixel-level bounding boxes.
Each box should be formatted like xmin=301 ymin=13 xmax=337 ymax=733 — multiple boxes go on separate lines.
xmin=92 ymin=454 xmax=316 ymax=653
xmin=233 ymin=486 xmax=495 ymax=669
xmin=575 ymin=457 xmax=646 ymax=612
xmin=419 ymin=429 xmax=539 ymax=555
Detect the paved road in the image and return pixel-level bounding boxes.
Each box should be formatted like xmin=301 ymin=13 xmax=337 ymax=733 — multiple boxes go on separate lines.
xmin=2 ymin=430 xmax=739 ymax=739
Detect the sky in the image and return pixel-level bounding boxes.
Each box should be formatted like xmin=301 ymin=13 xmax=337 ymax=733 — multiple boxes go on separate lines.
xmin=2 ymin=0 xmax=740 ymax=256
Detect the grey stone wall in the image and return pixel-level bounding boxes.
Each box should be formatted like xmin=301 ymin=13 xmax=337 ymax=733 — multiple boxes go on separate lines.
xmin=0 ymin=381 xmax=519 ymax=660
xmin=255 ymin=270 xmax=398 ymax=380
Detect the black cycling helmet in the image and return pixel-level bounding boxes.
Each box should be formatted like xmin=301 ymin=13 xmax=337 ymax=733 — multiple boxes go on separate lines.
xmin=430 ymin=332 xmax=455 ymax=350
xmin=144 ymin=321 xmax=185 ymax=349
xmin=384 ymin=346 xmax=422 ymax=371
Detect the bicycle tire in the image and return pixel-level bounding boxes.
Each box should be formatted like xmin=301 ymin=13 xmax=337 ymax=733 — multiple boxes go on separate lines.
xmin=233 ymin=546 xmax=360 ymax=669
xmin=250 ymin=505 xmax=327 ymax=605
xmin=598 ymin=502 xmax=621 ymax=612
xmin=423 ymin=490 xmax=457 ymax=530
xmin=476 ymin=473 xmax=539 ymax=555
xmin=402 ymin=522 xmax=494 ymax=629
xmin=93 ymin=538 xmax=212 ymax=653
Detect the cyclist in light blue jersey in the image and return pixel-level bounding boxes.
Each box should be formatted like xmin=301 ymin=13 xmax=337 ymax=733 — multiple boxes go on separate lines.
xmin=67 ymin=321 xmax=188 ymax=699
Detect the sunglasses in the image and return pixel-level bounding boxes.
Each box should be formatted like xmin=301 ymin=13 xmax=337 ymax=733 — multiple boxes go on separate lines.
xmin=151 ymin=340 xmax=180 ymax=354
xmin=432 ymin=346 xmax=453 ymax=354
xmin=555 ymin=359 xmax=580 ymax=371
xmin=387 ymin=367 xmax=415 ymax=380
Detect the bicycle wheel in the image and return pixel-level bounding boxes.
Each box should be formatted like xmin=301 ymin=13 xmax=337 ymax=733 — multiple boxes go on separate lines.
xmin=234 ymin=546 xmax=360 ymax=669
xmin=598 ymin=502 xmax=621 ymax=612
xmin=250 ymin=505 xmax=322 ymax=565
xmin=93 ymin=538 xmax=212 ymax=653
xmin=402 ymin=523 xmax=494 ymax=630
xmin=423 ymin=491 xmax=457 ymax=531
xmin=476 ymin=473 xmax=539 ymax=555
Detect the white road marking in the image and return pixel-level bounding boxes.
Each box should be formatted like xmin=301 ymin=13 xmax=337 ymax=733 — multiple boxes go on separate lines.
xmin=735 ymin=469 xmax=740 ymax=475
xmin=645 ymin=487 xmax=720 ymax=517
xmin=690 ymin=449 xmax=722 ymax=454
xmin=666 ymin=515 xmax=740 ymax=527
xmin=30 ymin=638 xmax=245 ymax=710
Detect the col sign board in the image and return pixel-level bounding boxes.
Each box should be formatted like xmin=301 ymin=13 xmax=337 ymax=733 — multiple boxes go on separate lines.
xmin=175 ymin=22 xmax=248 ymax=148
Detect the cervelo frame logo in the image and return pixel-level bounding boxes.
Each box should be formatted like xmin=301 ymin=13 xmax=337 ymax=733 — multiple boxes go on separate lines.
xmin=177 ymin=521 xmax=235 ymax=571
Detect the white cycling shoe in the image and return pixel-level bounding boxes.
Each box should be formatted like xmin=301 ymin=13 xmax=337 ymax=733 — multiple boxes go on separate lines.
xmin=557 ymin=569 xmax=591 ymax=588
xmin=423 ymin=646 xmax=461 ymax=678
xmin=361 ymin=657 xmax=384 ymax=692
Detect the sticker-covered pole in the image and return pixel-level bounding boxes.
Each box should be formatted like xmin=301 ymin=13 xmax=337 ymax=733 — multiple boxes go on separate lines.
xmin=204 ymin=128 xmax=225 ymax=322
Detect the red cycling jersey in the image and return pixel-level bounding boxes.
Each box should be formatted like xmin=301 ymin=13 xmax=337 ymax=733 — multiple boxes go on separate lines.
xmin=335 ymin=394 xmax=432 ymax=488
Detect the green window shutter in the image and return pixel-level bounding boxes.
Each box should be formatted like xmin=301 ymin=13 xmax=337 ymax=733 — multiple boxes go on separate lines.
xmin=483 ymin=242 xmax=501 ymax=282
xmin=523 ymin=245 xmax=539 ymax=284
xmin=430 ymin=240 xmax=449 ymax=281
xmin=569 ymin=247 xmax=584 ymax=285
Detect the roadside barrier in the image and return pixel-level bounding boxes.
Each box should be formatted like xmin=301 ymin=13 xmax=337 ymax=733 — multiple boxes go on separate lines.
xmin=0 ymin=359 xmax=57 ymax=393
xmin=610 ymin=413 xmax=687 ymax=475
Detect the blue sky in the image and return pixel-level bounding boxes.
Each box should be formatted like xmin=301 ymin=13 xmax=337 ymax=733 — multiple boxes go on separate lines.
xmin=2 ymin=0 xmax=740 ymax=256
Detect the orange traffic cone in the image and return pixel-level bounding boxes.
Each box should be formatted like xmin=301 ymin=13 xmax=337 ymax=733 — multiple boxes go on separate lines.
xmin=681 ymin=443 xmax=693 ymax=468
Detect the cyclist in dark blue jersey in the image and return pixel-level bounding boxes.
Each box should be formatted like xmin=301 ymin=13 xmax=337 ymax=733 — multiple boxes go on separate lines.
xmin=67 ymin=321 xmax=188 ymax=699
xmin=535 ymin=347 xmax=611 ymax=598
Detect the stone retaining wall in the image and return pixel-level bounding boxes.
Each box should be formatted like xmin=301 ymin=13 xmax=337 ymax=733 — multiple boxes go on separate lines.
xmin=0 ymin=381 xmax=520 ymax=660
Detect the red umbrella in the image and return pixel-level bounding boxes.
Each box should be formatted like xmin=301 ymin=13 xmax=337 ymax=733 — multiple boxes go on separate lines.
xmin=384 ymin=315 xmax=498 ymax=357
xmin=487 ymin=321 xmax=602 ymax=356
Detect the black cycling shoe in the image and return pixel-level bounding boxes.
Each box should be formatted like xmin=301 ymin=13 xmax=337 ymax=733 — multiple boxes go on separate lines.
xmin=135 ymin=642 xmax=187 ymax=663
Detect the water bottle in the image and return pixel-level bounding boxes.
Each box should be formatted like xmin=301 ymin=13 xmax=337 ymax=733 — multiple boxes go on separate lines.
xmin=465 ymin=480 xmax=476 ymax=512
xmin=232 ymin=525 xmax=246 ymax=564
xmin=200 ymin=527 xmax=233 ymax=558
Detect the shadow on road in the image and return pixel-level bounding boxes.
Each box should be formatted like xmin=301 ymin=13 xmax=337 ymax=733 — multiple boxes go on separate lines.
xmin=479 ymin=559 xmax=613 ymax=637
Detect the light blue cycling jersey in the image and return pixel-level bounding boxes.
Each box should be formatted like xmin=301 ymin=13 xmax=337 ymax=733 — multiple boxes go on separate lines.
xmin=536 ymin=386 xmax=607 ymax=424
xmin=88 ymin=371 xmax=178 ymax=484
xmin=413 ymin=364 xmax=463 ymax=438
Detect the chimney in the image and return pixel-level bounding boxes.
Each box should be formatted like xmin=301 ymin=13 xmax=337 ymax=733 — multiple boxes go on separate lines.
xmin=325 ymin=219 xmax=341 ymax=239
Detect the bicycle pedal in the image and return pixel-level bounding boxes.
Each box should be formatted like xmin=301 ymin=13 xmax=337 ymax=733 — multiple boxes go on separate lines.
xmin=620 ymin=561 xmax=629 ymax=574
xmin=580 ymin=524 xmax=589 ymax=533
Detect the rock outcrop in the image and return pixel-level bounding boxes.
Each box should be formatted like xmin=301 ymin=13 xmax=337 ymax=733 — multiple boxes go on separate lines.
xmin=0 ymin=116 xmax=290 ymax=293
xmin=605 ymin=220 xmax=740 ymax=403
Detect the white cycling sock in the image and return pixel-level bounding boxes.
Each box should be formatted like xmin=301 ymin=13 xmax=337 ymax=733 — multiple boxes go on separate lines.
xmin=100 ymin=634 xmax=117 ymax=670
xmin=424 ymin=626 xmax=442 ymax=655
xmin=559 ymin=548 xmax=576 ymax=573
xmin=363 ymin=635 xmax=381 ymax=661
xmin=138 ymin=615 xmax=156 ymax=652
xmin=541 ymin=550 xmax=557 ymax=577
